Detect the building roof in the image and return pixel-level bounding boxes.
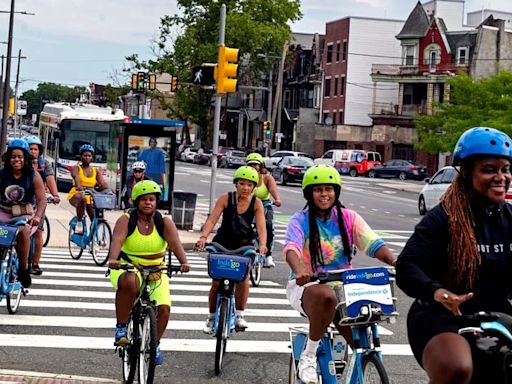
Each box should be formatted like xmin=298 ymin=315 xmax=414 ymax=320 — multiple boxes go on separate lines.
xmin=446 ymin=30 xmax=477 ymax=53
xmin=396 ymin=1 xmax=430 ymax=39
xmin=292 ymin=32 xmax=315 ymax=50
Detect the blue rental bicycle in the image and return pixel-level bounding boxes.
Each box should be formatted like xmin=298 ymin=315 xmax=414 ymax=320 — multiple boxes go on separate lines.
xmin=205 ymin=242 xmax=257 ymax=375
xmin=68 ymin=189 xmax=115 ymax=266
xmin=289 ymin=266 xmax=398 ymax=384
xmin=250 ymin=200 xmax=275 ymax=287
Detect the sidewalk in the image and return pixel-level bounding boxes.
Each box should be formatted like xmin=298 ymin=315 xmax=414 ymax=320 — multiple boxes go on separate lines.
xmin=46 ymin=193 xmax=207 ymax=250
xmin=376 ymin=182 xmax=424 ymax=194
xmin=0 ymin=370 xmax=119 ymax=383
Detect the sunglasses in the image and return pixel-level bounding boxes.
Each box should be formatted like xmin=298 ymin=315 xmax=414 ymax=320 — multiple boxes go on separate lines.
xmin=133 ymin=169 xmax=144 ymax=173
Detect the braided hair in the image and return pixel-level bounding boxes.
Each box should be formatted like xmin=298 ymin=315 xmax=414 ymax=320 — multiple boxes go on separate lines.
xmin=304 ymin=186 xmax=352 ymax=273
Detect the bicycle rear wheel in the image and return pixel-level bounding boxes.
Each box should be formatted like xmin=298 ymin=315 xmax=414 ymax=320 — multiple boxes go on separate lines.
xmin=91 ymin=221 xmax=112 ymax=266
xmin=288 ymin=354 xmax=298 ymax=384
xmin=215 ymin=297 xmax=229 ymax=375
xmin=6 ymin=252 xmax=22 ymax=314
xmin=139 ymin=306 xmax=157 ymax=384
xmin=122 ymin=311 xmax=138 ymax=384
xmin=249 ymin=259 xmax=262 ymax=287
xmin=68 ymin=226 xmax=83 ymax=260
xmin=42 ymin=216 xmax=50 ymax=247
xmin=362 ymin=352 xmax=389 ymax=384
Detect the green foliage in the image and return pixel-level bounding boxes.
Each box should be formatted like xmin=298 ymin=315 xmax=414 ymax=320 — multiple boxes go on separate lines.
xmin=103 ymin=84 xmax=131 ymax=106
xmin=21 ymin=83 xmax=87 ymax=117
xmin=415 ymin=71 xmax=512 ymax=153
xmin=126 ymin=0 xmax=302 ymax=142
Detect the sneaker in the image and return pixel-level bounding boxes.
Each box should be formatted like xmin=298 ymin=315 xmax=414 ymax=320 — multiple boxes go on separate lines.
xmin=264 ymin=256 xmax=275 ymax=268
xmin=114 ymin=325 xmax=129 ymax=346
xmin=18 ymin=268 xmax=31 ymax=288
xmin=155 ymin=344 xmax=163 ymax=366
xmin=203 ymin=317 xmax=214 ymax=334
xmin=235 ymin=315 xmax=248 ymax=332
xmin=298 ymin=352 xmax=318 ymax=384
xmin=74 ymin=221 xmax=84 ymax=235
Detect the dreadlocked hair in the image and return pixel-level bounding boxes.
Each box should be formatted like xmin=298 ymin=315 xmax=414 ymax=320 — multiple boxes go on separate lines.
xmin=440 ymin=172 xmax=480 ymax=290
xmin=305 ymin=189 xmax=352 ymax=273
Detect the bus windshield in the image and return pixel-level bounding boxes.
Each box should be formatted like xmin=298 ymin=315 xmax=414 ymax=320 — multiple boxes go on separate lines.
xmin=59 ymin=119 xmax=120 ymax=163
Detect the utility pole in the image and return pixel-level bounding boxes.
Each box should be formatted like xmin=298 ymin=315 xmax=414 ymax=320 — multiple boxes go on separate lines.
xmin=1 ymin=0 xmax=15 ymax=155
xmin=271 ymin=41 xmax=288 ymax=151
xmin=13 ymin=48 xmax=21 ymax=136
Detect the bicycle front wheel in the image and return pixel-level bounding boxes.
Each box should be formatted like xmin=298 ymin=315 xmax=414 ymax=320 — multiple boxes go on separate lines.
xmin=68 ymin=226 xmax=83 ymax=260
xmin=42 ymin=216 xmax=50 ymax=247
xmin=215 ymin=297 xmax=229 ymax=375
xmin=249 ymin=259 xmax=262 ymax=287
xmin=139 ymin=306 xmax=157 ymax=384
xmin=6 ymin=252 xmax=22 ymax=314
xmin=362 ymin=352 xmax=389 ymax=384
xmin=288 ymin=354 xmax=298 ymax=384
xmin=91 ymin=221 xmax=112 ymax=266
xmin=122 ymin=312 xmax=138 ymax=384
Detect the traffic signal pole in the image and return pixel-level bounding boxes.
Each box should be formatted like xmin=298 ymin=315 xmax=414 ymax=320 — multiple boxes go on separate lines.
xmin=209 ymin=4 xmax=226 ymax=213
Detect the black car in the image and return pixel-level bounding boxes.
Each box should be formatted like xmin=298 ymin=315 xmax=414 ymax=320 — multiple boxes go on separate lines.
xmin=272 ymin=156 xmax=314 ymax=185
xmin=367 ymin=159 xmax=428 ymax=180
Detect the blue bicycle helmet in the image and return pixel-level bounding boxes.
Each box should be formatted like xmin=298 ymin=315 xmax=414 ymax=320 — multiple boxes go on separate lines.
xmin=8 ymin=139 xmax=29 ymax=153
xmin=79 ymin=144 xmax=95 ymax=154
xmin=452 ymin=127 xmax=512 ymax=166
xmin=25 ymin=135 xmax=43 ymax=147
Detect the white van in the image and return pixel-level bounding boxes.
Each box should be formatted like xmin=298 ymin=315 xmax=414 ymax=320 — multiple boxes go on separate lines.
xmin=314 ymin=149 xmax=382 ymax=177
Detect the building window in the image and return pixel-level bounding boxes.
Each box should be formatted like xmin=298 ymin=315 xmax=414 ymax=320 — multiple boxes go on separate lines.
xmin=325 ymin=78 xmax=331 ymax=97
xmin=340 ymin=76 xmax=345 ymax=96
xmin=334 ymin=77 xmax=338 ymax=96
xmin=332 ymin=111 xmax=337 ymax=124
xmin=314 ymin=87 xmax=320 ymax=108
xmin=336 ymin=42 xmax=341 ymax=62
xmin=403 ymin=45 xmax=415 ymax=66
xmin=323 ymin=112 xmax=329 ymax=123
xmin=342 ymin=41 xmax=347 ymax=61
xmin=339 ymin=110 xmax=344 ymax=124
xmin=457 ymin=47 xmax=468 ymax=65
xmin=327 ymin=43 xmax=333 ymax=64
xmin=424 ymin=43 xmax=441 ymax=69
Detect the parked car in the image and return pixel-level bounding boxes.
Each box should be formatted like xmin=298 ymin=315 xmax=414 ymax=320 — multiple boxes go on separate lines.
xmin=264 ymin=151 xmax=312 ymax=169
xmin=220 ymin=150 xmax=246 ymax=168
xmin=367 ymin=159 xmax=427 ymax=180
xmin=180 ymin=147 xmax=198 ymax=162
xmin=272 ymin=156 xmax=314 ymax=185
xmin=176 ymin=144 xmax=192 ymax=160
xmin=418 ymin=166 xmax=512 ymax=215
xmin=314 ymin=149 xmax=381 ymax=177
xmin=193 ymin=148 xmax=212 ymax=165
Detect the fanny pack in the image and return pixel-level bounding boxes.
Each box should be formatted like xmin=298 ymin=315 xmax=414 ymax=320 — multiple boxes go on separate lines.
xmin=120 ymin=252 xmax=164 ymax=281
xmin=1 ymin=204 xmax=34 ymax=217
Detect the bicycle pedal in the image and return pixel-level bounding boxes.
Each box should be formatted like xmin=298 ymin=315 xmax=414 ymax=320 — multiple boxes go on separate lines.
xmin=22 ymin=289 xmax=28 ymax=296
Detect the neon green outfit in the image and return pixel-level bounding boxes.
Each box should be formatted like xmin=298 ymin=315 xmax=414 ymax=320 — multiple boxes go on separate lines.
xmin=254 ymin=182 xmax=270 ymax=200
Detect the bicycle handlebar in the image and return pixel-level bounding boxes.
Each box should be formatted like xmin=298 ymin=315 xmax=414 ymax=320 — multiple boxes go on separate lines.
xmin=205 ymin=242 xmax=257 ymax=255
xmin=443 ymin=311 xmax=501 ymax=327
xmin=105 ymin=263 xmax=182 ymax=278
xmin=307 ymin=267 xmax=396 ymax=284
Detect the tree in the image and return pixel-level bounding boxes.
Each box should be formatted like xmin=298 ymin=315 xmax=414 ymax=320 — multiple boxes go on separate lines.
xmin=21 ymin=83 xmax=87 ymax=117
xmin=126 ymin=0 xmax=302 ymax=144
xmin=415 ymin=71 xmax=512 ymax=154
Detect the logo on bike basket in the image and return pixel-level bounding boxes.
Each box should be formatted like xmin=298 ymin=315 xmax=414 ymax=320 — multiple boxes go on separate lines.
xmin=0 ymin=225 xmax=16 ymax=247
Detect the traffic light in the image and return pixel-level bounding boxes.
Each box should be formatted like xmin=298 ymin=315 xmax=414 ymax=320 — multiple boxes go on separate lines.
xmin=131 ymin=74 xmax=138 ymax=91
xmin=215 ymin=45 xmax=239 ymax=94
xmin=137 ymin=72 xmax=146 ymax=92
xmin=263 ymin=121 xmax=271 ymax=140
xmin=171 ymin=75 xmax=178 ymax=92
xmin=148 ymin=74 xmax=156 ymax=91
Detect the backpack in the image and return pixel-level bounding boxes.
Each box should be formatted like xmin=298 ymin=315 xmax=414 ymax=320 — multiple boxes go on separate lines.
xmin=126 ymin=208 xmax=165 ymax=239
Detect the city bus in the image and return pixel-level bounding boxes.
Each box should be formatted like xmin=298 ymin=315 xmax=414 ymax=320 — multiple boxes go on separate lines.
xmin=39 ymin=103 xmax=127 ymax=191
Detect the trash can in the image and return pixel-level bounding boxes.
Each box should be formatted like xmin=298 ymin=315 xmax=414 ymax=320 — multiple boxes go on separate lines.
xmin=172 ymin=192 xmax=197 ymax=230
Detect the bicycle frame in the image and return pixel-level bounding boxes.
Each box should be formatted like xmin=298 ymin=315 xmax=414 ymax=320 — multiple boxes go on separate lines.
xmin=0 ymin=248 xmax=19 ymax=299
xmin=212 ymin=279 xmax=236 ymax=337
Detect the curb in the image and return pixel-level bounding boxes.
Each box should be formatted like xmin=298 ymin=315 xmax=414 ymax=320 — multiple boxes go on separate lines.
xmin=0 ymin=369 xmax=119 ymax=383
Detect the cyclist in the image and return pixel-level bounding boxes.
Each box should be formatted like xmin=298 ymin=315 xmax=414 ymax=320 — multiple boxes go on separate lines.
xmin=122 ymin=161 xmax=152 ymax=209
xmin=246 ymin=152 xmax=282 ymax=268
xmin=108 ymin=180 xmax=190 ymax=366
xmin=196 ymin=166 xmax=267 ymax=333
xmin=0 ymin=139 xmax=47 ymax=288
xmin=396 ymin=127 xmax=512 ymax=384
xmin=66 ymin=144 xmax=111 ymax=234
xmin=284 ymin=164 xmax=396 ymax=384
xmin=26 ymin=135 xmax=60 ymax=275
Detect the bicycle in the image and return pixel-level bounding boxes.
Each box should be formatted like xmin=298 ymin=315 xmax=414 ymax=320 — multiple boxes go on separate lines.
xmin=68 ymin=189 xmax=115 ymax=266
xmin=205 ymin=242 xmax=257 ymax=375
xmin=110 ymin=263 xmax=181 ymax=384
xmin=249 ymin=200 xmax=275 ymax=287
xmin=0 ymin=220 xmax=38 ymax=314
xmin=41 ymin=194 xmax=55 ymax=248
xmin=289 ymin=266 xmax=398 ymax=384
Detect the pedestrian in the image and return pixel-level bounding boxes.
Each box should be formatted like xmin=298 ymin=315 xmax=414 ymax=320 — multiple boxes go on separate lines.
xmin=396 ymin=127 xmax=512 ymax=383
xmin=137 ymin=137 xmax=166 ymax=188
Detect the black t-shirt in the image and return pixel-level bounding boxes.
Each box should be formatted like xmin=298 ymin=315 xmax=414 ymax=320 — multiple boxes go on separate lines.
xmin=397 ymin=202 xmax=512 ymax=314
xmin=0 ymin=168 xmax=35 ymax=207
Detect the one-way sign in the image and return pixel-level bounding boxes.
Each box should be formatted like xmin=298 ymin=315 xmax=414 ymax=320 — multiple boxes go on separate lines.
xmin=191 ymin=65 xmax=215 ymax=86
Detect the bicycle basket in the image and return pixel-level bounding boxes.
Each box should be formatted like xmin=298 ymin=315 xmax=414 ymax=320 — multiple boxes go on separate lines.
xmin=207 ymin=253 xmax=252 ymax=282
xmin=0 ymin=224 xmax=17 ymax=248
xmin=92 ymin=193 xmax=116 ymax=210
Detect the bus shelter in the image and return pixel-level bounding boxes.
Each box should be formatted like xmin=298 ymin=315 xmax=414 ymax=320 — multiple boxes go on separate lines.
xmin=120 ymin=118 xmax=182 ymax=210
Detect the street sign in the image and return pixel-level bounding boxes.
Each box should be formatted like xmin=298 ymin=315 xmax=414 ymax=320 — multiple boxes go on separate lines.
xmin=17 ymin=100 xmax=27 ymax=116
xmin=191 ymin=65 xmax=215 ymax=86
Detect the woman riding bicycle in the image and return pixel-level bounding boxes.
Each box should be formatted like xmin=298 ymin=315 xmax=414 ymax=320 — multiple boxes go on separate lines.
xmin=396 ymin=127 xmax=512 ymax=384
xmin=0 ymin=139 xmax=47 ymax=288
xmin=196 ymin=165 xmax=267 ymax=333
xmin=245 ymin=152 xmax=281 ymax=268
xmin=26 ymin=135 xmax=60 ymax=275
xmin=67 ymin=144 xmax=110 ymax=234
xmin=122 ymin=161 xmax=152 ymax=209
xmin=108 ymin=180 xmax=191 ymax=366
xmin=284 ymin=164 xmax=396 ymax=384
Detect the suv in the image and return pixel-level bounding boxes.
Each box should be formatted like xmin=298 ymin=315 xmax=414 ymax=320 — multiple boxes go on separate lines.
xmin=314 ymin=149 xmax=382 ymax=177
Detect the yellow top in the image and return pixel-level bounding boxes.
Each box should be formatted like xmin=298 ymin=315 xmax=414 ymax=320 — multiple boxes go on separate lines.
xmin=121 ymin=219 xmax=167 ymax=256
xmin=66 ymin=166 xmax=97 ymax=201
xmin=254 ymin=177 xmax=270 ymax=200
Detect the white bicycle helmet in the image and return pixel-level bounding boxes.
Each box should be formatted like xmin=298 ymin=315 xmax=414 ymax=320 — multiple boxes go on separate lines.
xmin=132 ymin=161 xmax=146 ymax=171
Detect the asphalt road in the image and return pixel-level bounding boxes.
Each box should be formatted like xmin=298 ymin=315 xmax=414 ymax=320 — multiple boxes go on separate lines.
xmin=0 ymin=162 xmax=429 ymax=383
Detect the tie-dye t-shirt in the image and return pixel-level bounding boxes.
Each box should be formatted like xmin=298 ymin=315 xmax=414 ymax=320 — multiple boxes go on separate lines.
xmin=284 ymin=207 xmax=385 ymax=279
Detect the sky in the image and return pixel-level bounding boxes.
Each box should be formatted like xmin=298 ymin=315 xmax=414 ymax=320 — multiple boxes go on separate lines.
xmin=0 ymin=0 xmax=511 ymax=95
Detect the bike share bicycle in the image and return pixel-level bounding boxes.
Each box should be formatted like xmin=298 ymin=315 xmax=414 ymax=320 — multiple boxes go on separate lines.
xmin=249 ymin=200 xmax=276 ymax=287
xmin=205 ymin=242 xmax=257 ymax=375
xmin=68 ymin=189 xmax=115 ymax=266
xmin=289 ymin=266 xmax=398 ymax=384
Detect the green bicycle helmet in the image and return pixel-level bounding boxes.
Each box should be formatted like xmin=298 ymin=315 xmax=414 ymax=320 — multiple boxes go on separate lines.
xmin=131 ymin=180 xmax=162 ymax=202
xmin=302 ymin=164 xmax=342 ymax=198
xmin=246 ymin=152 xmax=264 ymax=166
xmin=233 ymin=166 xmax=259 ymax=185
